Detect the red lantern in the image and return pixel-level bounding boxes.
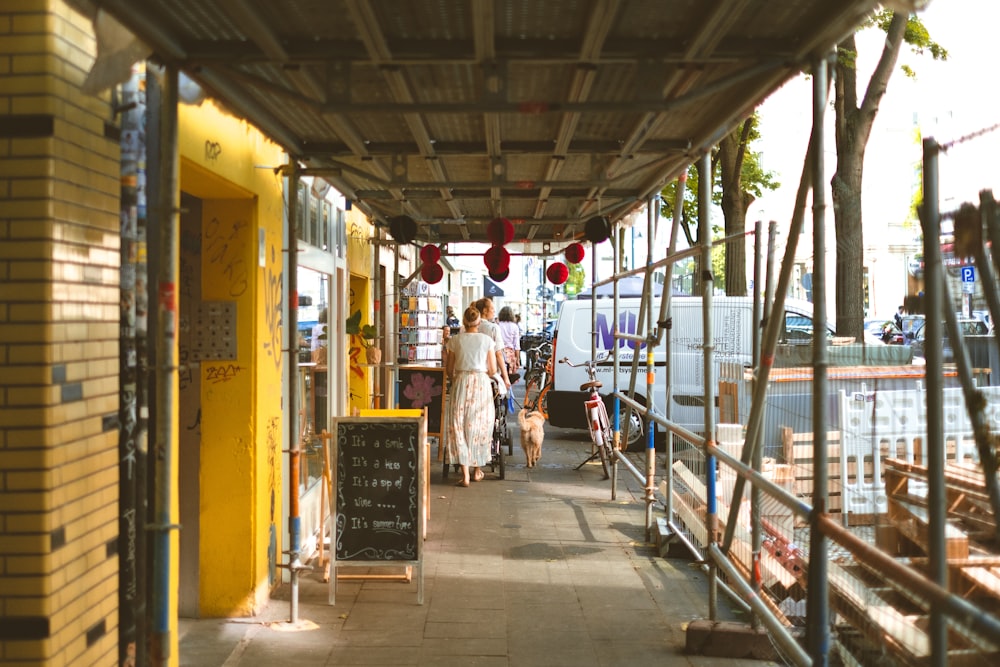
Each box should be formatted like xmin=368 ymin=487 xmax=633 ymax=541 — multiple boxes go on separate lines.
xmin=489 ymin=268 xmax=510 ymax=282
xmin=546 ymin=262 xmax=569 ymax=285
xmin=420 ymin=262 xmax=444 ymax=284
xmin=419 ymin=244 xmax=441 ymax=263
xmin=564 ymin=242 xmax=585 ymax=264
xmin=486 ymin=217 xmax=515 ymax=245
xmin=483 ymin=245 xmax=510 ymax=273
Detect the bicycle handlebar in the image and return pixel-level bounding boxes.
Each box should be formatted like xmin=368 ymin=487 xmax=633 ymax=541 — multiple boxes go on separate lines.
xmin=558 ymin=354 xmax=610 ymax=369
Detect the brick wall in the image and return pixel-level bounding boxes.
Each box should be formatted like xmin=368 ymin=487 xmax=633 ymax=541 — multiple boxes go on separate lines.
xmin=0 ymin=1 xmax=121 ymax=664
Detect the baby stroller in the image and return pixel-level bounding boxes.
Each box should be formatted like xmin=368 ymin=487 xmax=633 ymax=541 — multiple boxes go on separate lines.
xmin=488 ymin=377 xmax=511 ymax=479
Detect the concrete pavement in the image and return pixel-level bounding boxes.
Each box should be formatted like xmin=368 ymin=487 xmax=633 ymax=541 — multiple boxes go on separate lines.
xmin=179 ymin=407 xmax=780 ymax=666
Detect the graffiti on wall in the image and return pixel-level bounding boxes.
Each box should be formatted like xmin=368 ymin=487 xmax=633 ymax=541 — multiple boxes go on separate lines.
xmin=263 ymin=243 xmax=283 ymax=371
xmin=266 ymin=416 xmax=279 ymax=584
xmin=204 ymin=140 xmax=222 ymax=161
xmin=205 ymin=216 xmax=249 ymax=297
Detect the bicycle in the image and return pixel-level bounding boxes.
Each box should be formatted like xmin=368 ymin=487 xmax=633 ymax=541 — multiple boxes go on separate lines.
xmin=558 ymin=355 xmax=613 ymax=480
xmin=523 ymin=353 xmax=553 ymax=419
xmin=525 ymin=341 xmax=552 ymax=375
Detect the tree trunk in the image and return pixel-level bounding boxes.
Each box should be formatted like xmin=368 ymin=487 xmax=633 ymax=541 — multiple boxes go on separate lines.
xmin=832 ymin=151 xmax=865 ymax=338
xmin=832 ymin=14 xmax=908 ymax=340
xmin=718 ymin=122 xmax=754 ymax=296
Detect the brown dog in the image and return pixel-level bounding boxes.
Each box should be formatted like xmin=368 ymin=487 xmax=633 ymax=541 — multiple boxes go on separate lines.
xmin=517 ymin=408 xmax=545 ymax=468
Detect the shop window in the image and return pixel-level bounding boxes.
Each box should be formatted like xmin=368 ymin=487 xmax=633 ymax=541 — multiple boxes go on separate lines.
xmin=298 ymin=267 xmax=330 ymax=494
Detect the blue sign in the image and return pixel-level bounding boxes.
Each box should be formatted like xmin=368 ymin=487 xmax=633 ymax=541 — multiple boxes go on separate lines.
xmin=483 ymin=276 xmax=505 ymax=297
xmin=961 ymin=266 xmax=975 ymax=283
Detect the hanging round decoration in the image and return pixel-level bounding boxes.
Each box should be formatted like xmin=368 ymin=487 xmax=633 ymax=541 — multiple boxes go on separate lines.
xmin=419 ymin=244 xmax=441 ymax=263
xmin=564 ymin=242 xmax=585 ymax=264
xmin=583 ymin=215 xmax=612 ymax=244
xmin=420 ymin=262 xmax=444 ymax=284
xmin=546 ymin=262 xmax=569 ymax=285
xmin=388 ymin=215 xmax=418 ymax=244
xmin=489 ymin=268 xmax=510 ymax=282
xmin=483 ymin=245 xmax=511 ymax=273
xmin=486 ymin=217 xmax=515 ymax=245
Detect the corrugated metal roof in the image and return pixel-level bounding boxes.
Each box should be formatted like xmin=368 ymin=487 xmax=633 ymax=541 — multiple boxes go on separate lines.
xmin=88 ymin=0 xmax=882 ymax=244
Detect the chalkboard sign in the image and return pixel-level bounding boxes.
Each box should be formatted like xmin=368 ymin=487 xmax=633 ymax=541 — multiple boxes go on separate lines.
xmin=329 ymin=416 xmax=425 ymax=604
xmin=397 ymin=366 xmax=445 ymax=436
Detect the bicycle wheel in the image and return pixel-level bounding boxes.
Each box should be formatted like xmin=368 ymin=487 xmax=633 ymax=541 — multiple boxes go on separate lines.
xmin=586 ymin=399 xmax=611 ymax=479
xmin=536 ymin=383 xmax=550 ymax=420
xmin=524 ymin=376 xmax=542 ymax=410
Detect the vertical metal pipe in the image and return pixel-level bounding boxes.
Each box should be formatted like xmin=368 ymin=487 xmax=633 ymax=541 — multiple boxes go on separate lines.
xmin=644 ymin=197 xmax=656 ymax=535
xmin=613 ymin=227 xmax=620 ymax=452
xmin=151 ymin=63 xmax=180 ymax=667
xmin=286 ymin=168 xmax=302 ymax=623
xmin=118 ymin=70 xmax=141 ymax=667
xmin=393 ymin=238 xmax=400 ymax=405
xmin=750 ymin=220 xmax=763 ymax=629
xmin=698 ymin=151 xmax=718 ymax=621
xmin=920 ymin=138 xmax=948 ymax=666
xmin=977 ymin=193 xmax=1000 ymax=394
xmin=373 ymin=232 xmax=382 ymax=408
xmin=752 ymin=221 xmax=763 ymax=370
xmin=765 ymin=222 xmax=777 ymax=317
xmin=805 ymin=55 xmax=829 ymax=666
xmin=601 ymin=224 xmax=619 ymax=498
xmin=664 ymin=176 xmax=686 ymax=525
xmin=134 ymin=65 xmax=152 ymax=667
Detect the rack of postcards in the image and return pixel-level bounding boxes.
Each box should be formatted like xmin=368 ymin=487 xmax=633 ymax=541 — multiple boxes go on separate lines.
xmin=397 ymin=281 xmax=444 ymax=365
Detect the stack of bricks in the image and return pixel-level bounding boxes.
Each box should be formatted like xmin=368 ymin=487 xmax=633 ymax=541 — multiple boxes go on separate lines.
xmin=1 ymin=1 xmax=121 ymax=665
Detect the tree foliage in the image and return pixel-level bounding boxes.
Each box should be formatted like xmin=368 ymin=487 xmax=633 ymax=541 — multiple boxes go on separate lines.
xmin=564 ymin=261 xmax=586 ymax=297
xmin=659 ymin=112 xmax=778 ymax=295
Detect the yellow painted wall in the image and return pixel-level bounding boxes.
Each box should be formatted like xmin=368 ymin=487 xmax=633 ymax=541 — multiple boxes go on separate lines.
xmin=177 ymin=101 xmax=285 ymax=616
xmin=346 ymin=214 xmax=375 ymax=412
xmin=0 ymin=1 xmax=120 ymax=664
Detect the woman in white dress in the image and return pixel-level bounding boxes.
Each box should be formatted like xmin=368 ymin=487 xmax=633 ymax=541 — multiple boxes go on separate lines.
xmin=446 ymin=306 xmax=497 ymax=486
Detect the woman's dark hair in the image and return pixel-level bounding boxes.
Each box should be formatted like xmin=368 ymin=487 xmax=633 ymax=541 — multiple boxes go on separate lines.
xmin=498 ymin=306 xmax=515 ymax=322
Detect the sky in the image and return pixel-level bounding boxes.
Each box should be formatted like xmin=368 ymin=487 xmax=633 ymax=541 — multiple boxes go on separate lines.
xmin=754 ymin=0 xmax=1000 ymax=228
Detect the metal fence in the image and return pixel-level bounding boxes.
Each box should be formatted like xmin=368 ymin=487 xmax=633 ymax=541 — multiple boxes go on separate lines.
xmin=596 ymin=141 xmax=1000 ymax=665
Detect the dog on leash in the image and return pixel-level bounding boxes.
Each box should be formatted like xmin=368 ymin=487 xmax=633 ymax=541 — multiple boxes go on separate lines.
xmin=517 ymin=408 xmax=545 ymax=468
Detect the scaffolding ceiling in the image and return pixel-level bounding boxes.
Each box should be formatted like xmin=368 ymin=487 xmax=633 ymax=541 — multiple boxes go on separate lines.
xmin=86 ymin=0 xmax=882 ymax=246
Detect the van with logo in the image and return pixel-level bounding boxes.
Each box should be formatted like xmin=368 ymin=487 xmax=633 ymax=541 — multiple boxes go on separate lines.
xmin=547 ymin=294 xmax=825 ymax=449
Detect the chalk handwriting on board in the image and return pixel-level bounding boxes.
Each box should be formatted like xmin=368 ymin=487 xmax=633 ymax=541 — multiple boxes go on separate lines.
xmin=334 ymin=420 xmax=419 ymax=561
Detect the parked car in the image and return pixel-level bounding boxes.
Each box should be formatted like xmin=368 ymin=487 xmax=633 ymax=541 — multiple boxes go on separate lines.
xmin=910 ymin=317 xmax=989 ymax=362
xmin=864 ymin=319 xmax=905 ymax=345
xmin=899 ymin=314 xmax=925 ymax=343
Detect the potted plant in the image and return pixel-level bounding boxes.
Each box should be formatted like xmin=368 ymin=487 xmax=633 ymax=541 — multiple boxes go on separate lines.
xmin=346 ymin=309 xmax=380 ymax=364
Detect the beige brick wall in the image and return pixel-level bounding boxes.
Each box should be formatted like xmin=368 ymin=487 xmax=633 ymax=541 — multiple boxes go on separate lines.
xmin=0 ymin=1 xmax=120 ymax=664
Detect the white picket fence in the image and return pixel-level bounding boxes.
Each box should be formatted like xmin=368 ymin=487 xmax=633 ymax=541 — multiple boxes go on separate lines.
xmin=838 ymin=384 xmax=1000 ymax=517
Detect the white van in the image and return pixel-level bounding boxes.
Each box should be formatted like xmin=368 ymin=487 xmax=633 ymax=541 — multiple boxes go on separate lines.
xmin=547 ymin=295 xmax=825 ymax=448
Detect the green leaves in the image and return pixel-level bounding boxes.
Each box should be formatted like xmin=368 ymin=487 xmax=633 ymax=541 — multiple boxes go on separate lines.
xmin=346 ymin=309 xmax=377 ymax=344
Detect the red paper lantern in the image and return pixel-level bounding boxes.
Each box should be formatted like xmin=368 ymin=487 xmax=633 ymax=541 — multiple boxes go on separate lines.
xmin=486 ymin=217 xmax=515 ymax=245
xmin=564 ymin=242 xmax=585 ymax=264
xmin=584 ymin=215 xmax=611 ymax=244
xmin=546 ymin=262 xmax=569 ymax=285
xmin=489 ymin=268 xmax=510 ymax=282
xmin=483 ymin=245 xmax=511 ymax=273
xmin=420 ymin=262 xmax=444 ymax=284
xmin=419 ymin=244 xmax=441 ymax=263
